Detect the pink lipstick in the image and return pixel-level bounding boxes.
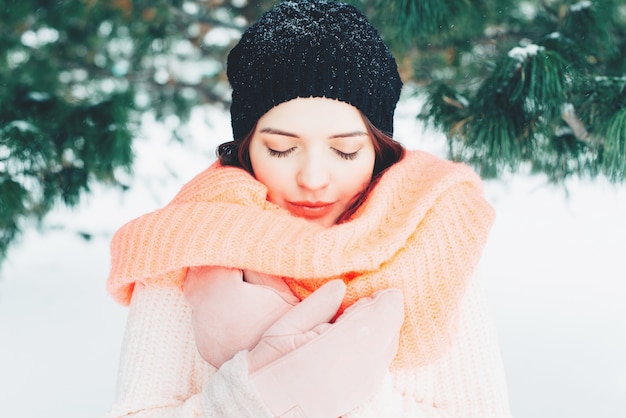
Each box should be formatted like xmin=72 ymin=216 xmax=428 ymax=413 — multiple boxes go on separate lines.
xmin=286 ymin=201 xmax=335 ymax=219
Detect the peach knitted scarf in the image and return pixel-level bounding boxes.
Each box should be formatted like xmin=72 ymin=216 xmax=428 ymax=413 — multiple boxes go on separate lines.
xmin=107 ymin=150 xmax=494 ymax=369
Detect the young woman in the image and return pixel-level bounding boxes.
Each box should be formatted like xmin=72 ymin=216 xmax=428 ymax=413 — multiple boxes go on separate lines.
xmin=106 ymin=1 xmax=512 ymax=416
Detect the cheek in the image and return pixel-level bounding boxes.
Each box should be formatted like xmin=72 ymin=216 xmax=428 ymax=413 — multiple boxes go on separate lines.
xmin=251 ymin=158 xmax=288 ymax=199
xmin=346 ymin=155 xmax=375 ymax=193
xmin=351 ymin=171 xmax=373 ymax=195
xmin=334 ymin=167 xmax=372 ymax=205
xmin=249 ymin=144 xmax=274 ymax=185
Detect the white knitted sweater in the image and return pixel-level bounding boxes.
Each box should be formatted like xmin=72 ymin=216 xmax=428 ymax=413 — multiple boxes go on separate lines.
xmin=106 ymin=274 xmax=512 ymax=417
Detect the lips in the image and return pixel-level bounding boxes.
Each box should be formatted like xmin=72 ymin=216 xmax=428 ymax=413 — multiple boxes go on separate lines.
xmin=286 ymin=201 xmax=335 ymax=219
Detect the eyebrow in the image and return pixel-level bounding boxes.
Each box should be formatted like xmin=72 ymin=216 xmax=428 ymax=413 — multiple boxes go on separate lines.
xmin=259 ymin=128 xmax=368 ymax=139
xmin=259 ymin=128 xmax=298 ymax=137
xmin=329 ymin=131 xmax=369 ymax=139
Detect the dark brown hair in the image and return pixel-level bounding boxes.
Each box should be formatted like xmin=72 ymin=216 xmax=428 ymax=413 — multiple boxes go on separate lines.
xmin=216 ymin=112 xmax=405 ymax=223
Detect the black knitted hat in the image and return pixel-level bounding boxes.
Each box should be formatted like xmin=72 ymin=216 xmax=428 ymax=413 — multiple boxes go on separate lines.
xmin=227 ymin=0 xmax=403 ymax=140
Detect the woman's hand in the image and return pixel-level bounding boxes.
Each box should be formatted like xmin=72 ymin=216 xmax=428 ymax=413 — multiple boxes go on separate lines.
xmin=183 ymin=266 xmax=298 ymax=368
xmin=249 ymin=280 xmax=404 ymax=418
xmin=185 ymin=268 xmax=404 ymax=417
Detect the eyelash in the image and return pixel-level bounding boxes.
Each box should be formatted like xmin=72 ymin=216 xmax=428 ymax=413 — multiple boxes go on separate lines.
xmin=334 ymin=149 xmax=359 ymax=160
xmin=267 ymin=148 xmax=359 ymax=160
xmin=268 ymin=148 xmax=295 ymax=158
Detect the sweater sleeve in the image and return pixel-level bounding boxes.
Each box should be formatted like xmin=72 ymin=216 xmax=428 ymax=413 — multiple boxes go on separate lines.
xmin=345 ymin=274 xmax=512 ymax=418
xmin=105 ymin=284 xmax=273 ymax=418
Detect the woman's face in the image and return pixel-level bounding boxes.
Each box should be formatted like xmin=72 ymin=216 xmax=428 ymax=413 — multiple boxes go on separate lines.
xmin=249 ymin=97 xmax=376 ymax=227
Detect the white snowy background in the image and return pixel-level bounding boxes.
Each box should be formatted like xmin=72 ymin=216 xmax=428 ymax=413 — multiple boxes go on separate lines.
xmin=1 ymin=96 xmax=625 ymax=417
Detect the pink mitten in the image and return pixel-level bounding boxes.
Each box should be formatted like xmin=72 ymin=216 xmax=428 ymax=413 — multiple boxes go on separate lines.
xmin=183 ymin=266 xmax=298 ymax=368
xmin=248 ymin=280 xmax=404 ymax=418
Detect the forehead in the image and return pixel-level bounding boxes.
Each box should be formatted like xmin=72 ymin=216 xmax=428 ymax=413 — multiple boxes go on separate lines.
xmin=256 ymin=97 xmax=367 ymax=134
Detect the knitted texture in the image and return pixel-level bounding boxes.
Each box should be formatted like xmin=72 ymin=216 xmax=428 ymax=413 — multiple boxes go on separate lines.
xmin=106 ymin=282 xmax=512 ymax=416
xmin=227 ymin=0 xmax=403 ymax=139
xmin=107 ymin=151 xmax=495 ymax=369
xmin=105 ymin=287 xmax=275 ymax=418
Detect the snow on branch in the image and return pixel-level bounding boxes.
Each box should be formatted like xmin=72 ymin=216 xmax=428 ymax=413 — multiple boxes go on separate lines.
xmin=570 ymin=1 xmax=592 ymax=13
xmin=507 ymin=44 xmax=545 ymax=63
xmin=561 ymin=103 xmax=593 ymax=143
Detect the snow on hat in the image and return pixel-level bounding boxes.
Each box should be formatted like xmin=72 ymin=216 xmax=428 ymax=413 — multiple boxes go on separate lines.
xmin=226 ymin=0 xmax=403 ymax=140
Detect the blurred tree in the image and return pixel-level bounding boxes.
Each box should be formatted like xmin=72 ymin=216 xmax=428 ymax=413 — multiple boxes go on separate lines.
xmin=1 ymin=0 xmax=625 ymax=263
xmin=352 ymin=0 xmax=626 ymax=182
xmin=0 ymin=0 xmax=271 ymax=261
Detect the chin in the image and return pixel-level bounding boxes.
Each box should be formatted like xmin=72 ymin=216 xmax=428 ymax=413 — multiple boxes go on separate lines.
xmin=319 ymin=216 xmax=340 ymax=228
xmin=304 ymin=215 xmax=336 ymax=228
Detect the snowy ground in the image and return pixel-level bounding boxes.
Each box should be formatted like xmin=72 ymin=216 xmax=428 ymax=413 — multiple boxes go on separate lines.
xmin=1 ymin=98 xmax=625 ymax=417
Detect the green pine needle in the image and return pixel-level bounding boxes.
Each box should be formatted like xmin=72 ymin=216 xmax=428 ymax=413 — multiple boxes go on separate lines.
xmin=602 ymin=108 xmax=626 ymax=181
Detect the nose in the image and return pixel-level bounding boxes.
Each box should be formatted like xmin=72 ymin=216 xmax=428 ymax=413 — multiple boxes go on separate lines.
xmin=296 ymin=154 xmax=330 ymax=191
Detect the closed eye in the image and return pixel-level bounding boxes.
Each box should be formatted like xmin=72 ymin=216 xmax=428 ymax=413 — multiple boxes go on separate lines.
xmin=333 ymin=149 xmax=359 ymax=160
xmin=268 ymin=147 xmax=296 ymax=158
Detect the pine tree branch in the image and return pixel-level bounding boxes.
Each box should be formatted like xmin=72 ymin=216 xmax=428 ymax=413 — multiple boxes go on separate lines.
xmin=167 ymin=4 xmax=245 ymax=31
xmin=417 ymin=27 xmax=548 ymax=53
xmin=42 ymin=45 xmax=231 ymax=108
xmin=561 ymin=103 xmax=595 ymax=144
xmin=537 ymin=0 xmax=560 ymax=20
xmin=137 ymin=76 xmax=231 ymax=107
